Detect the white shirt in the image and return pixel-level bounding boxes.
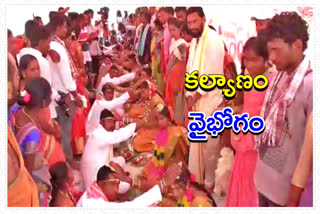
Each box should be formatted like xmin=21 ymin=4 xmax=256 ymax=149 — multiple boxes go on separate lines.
xmin=77 ymin=184 xmax=162 ymax=207
xmin=86 ymin=92 xmax=130 ymax=136
xmin=80 ymin=28 xmax=92 ymax=63
xmin=85 ymin=24 xmax=102 ymax=57
xmin=48 ymin=41 xmax=77 ymax=97
xmin=96 ymin=72 xmax=136 ymax=98
xmin=17 ymin=48 xmax=59 ymax=118
xmin=81 ymin=123 xmax=136 ymax=190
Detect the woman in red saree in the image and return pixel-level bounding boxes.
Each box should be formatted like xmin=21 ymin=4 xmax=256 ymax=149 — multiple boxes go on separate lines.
xmin=65 ymin=26 xmax=91 ymax=157
xmin=165 ymin=18 xmax=188 ymax=125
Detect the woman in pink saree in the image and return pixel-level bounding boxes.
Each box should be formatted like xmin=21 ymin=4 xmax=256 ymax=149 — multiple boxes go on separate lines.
xmin=225 ymin=37 xmax=275 ymax=207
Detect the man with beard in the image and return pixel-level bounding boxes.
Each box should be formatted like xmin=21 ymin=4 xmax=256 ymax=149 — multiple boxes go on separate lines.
xmin=48 ymin=14 xmax=83 ymax=163
xmin=185 ymin=7 xmax=225 ymax=193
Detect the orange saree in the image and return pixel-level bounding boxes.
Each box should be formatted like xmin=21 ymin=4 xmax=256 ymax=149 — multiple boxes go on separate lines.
xmin=8 ymin=126 xmax=39 ymax=207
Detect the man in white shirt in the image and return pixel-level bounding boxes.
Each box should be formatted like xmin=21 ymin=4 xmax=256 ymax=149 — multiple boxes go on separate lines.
xmin=17 ymin=26 xmax=59 ymax=119
xmin=78 ymin=160 xmax=182 ymax=207
xmin=77 ymin=164 xmax=162 ymax=207
xmin=96 ymin=67 xmax=136 ymax=99
xmin=47 ymin=15 xmax=83 ymax=162
xmin=86 ymin=83 xmax=132 ymax=136
xmin=81 ymin=108 xmax=143 ymax=190
xmin=85 ymin=9 xmax=102 ymax=73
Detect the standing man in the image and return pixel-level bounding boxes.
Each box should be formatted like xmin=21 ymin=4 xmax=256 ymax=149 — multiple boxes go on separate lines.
xmin=136 ymin=11 xmax=152 ymax=65
xmin=185 ymin=7 xmax=225 ymax=192
xmin=85 ymin=9 xmax=102 ymax=74
xmin=255 ymin=12 xmax=312 ymax=207
xmin=18 ymin=26 xmax=59 ymax=119
xmin=251 ymin=12 xmax=272 ymax=35
xmin=48 ymin=15 xmax=83 ymax=163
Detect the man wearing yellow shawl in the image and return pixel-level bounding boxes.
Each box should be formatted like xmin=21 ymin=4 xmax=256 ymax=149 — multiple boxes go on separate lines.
xmin=185 ymin=7 xmax=225 ymax=191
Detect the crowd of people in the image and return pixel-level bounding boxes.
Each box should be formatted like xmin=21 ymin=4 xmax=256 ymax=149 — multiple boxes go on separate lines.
xmin=7 ymin=6 xmax=312 ymax=208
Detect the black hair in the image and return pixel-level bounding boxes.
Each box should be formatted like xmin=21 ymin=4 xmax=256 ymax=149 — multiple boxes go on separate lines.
xmin=186 ymin=7 xmax=205 ymax=18
xmin=70 ymin=25 xmax=81 ymax=40
xmin=58 ymin=7 xmax=64 ymax=11
xmin=140 ymin=11 xmax=152 ymax=23
xmin=118 ymin=23 xmax=125 ymax=31
xmin=154 ymin=18 xmax=164 ymax=31
xmin=30 ymin=26 xmax=50 ymax=48
xmin=190 ymin=182 xmax=217 ymax=206
xmin=129 ymin=13 xmax=134 ymax=20
xmin=243 ymin=35 xmax=269 ymax=61
xmin=175 ymin=7 xmax=187 ymax=13
xmin=18 ymin=54 xmax=37 ymax=74
xmin=8 ymin=29 xmax=13 ymax=38
xmin=68 ymin=12 xmax=79 ymax=22
xmin=49 ymin=11 xmax=59 ymax=22
xmin=85 ymin=9 xmax=94 ymax=15
xmin=100 ymin=108 xmax=114 ymax=121
xmin=34 ymin=16 xmax=42 ymax=21
xmin=49 ymin=14 xmax=67 ymax=32
xmin=25 ymin=20 xmax=38 ymax=39
xmin=49 ymin=162 xmax=68 ymax=207
xmin=160 ymin=106 xmax=170 ymax=119
xmin=180 ymin=23 xmax=192 ymax=35
xmin=102 ymin=83 xmax=114 ymax=94
xmin=168 ymin=17 xmax=183 ymax=29
xmin=165 ymin=7 xmax=175 ymax=15
xmin=17 ymin=77 xmax=51 ymax=108
xmin=117 ymin=10 xmax=122 ymax=17
xmin=97 ymin=165 xmax=115 ymax=182
xmin=265 ymin=11 xmax=309 ymax=51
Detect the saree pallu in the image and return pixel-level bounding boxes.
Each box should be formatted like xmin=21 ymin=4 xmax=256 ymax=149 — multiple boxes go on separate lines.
xmin=151 ymin=33 xmax=164 ymax=93
xmin=165 ymin=46 xmax=187 ymax=125
xmin=133 ymin=128 xmax=158 ymax=153
xmin=15 ymin=123 xmax=52 ymax=207
xmin=140 ymin=126 xmax=188 ymax=185
xmin=72 ymin=108 xmax=86 ymax=155
xmin=39 ymin=131 xmax=66 ymax=168
xmin=165 ymin=61 xmax=187 ymax=124
xmin=41 ymin=108 xmax=66 ymax=167
xmin=8 ymin=126 xmax=40 ymax=207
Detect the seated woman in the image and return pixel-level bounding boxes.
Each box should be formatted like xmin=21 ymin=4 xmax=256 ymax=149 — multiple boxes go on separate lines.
xmin=8 ymin=77 xmax=53 ymax=206
xmin=49 ymin=162 xmax=83 ymax=207
xmin=158 ymin=167 xmax=216 ymax=207
xmin=121 ymin=81 xmax=165 ymax=153
xmin=11 ymin=54 xmax=66 ymax=168
xmin=136 ymin=106 xmax=188 ymax=191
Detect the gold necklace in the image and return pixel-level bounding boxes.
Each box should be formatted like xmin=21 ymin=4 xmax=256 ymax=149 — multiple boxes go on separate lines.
xmin=22 ymin=108 xmax=42 ymax=131
xmin=13 ymin=107 xmax=33 ymax=129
